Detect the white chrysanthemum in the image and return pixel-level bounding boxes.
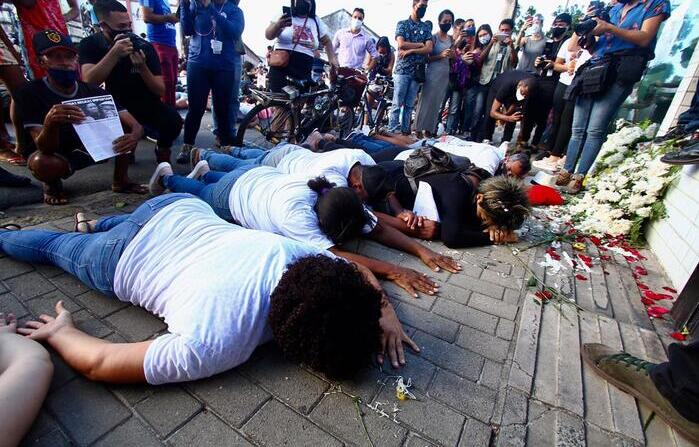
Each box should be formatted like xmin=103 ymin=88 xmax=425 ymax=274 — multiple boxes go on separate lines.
xmin=637 ymin=207 xmax=652 ymax=218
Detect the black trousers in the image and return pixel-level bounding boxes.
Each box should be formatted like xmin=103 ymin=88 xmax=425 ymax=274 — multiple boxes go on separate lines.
xmin=650 ymin=341 xmax=699 ymax=423
xmin=480 ymin=87 xmax=515 ymax=143
xmin=125 ymin=98 xmax=183 ymax=149
xmin=520 ymin=77 xmax=557 ymax=146
xmin=549 ymin=82 xmax=575 ymax=157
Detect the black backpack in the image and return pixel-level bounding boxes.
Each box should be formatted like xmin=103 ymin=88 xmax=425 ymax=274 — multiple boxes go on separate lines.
xmin=403 ymin=146 xmax=472 ymax=192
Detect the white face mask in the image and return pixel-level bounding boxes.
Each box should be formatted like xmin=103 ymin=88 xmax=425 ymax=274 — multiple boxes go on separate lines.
xmin=351 ymin=18 xmax=363 ymax=30
xmin=516 ymin=88 xmax=525 ymax=102
xmin=479 ymin=35 xmax=491 ymax=45
xmin=531 ymin=23 xmax=542 ymax=34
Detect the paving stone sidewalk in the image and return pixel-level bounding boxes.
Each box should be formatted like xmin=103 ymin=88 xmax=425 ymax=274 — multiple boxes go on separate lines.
xmin=0 ymin=191 xmax=691 ymax=446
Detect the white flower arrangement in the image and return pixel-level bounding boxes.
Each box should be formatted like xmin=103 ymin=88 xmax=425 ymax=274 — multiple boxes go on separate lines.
xmin=560 ymin=120 xmax=679 ymax=245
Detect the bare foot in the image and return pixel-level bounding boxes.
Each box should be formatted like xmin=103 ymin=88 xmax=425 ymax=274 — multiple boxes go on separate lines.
xmin=74 ymin=212 xmax=96 ymax=233
xmin=0 ymin=312 xmax=17 ymax=334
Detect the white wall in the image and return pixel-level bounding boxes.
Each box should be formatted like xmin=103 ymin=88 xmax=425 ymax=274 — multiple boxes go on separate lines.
xmin=647 ymin=40 xmax=699 ymax=290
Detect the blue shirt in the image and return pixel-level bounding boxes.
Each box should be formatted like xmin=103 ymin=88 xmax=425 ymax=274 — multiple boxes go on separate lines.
xmin=594 ymin=0 xmax=670 ymax=58
xmin=393 ymin=17 xmax=432 ymax=76
xmin=140 ymin=0 xmax=177 ymax=47
xmin=180 ymin=0 xmax=244 ymax=71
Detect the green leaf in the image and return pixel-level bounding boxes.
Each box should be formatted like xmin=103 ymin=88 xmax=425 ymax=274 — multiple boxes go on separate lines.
xmin=526 ymin=276 xmax=538 ymax=288
xmin=115 ymin=202 xmax=126 ymax=209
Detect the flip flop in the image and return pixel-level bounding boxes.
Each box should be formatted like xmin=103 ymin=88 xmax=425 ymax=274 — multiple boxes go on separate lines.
xmin=0 ymin=151 xmax=27 ymax=166
xmin=73 ymin=213 xmax=92 ymax=233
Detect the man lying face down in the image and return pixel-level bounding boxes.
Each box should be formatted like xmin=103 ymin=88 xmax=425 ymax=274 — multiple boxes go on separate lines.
xmin=1 ymin=194 xmax=416 ymax=384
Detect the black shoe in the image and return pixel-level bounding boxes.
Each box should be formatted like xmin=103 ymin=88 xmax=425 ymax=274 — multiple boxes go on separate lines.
xmin=654 ymin=125 xmax=688 ymax=143
xmin=0 ymin=166 xmax=31 ymax=187
xmin=661 ymin=142 xmax=699 ymax=165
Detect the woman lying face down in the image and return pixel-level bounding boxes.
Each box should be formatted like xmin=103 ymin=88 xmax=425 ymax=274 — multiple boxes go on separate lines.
xmin=474 ymin=176 xmax=531 ymax=245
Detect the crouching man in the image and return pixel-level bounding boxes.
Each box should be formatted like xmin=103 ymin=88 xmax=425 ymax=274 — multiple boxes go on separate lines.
xmin=0 ymin=194 xmax=417 ymax=383
xmin=15 ymin=30 xmax=146 ymax=205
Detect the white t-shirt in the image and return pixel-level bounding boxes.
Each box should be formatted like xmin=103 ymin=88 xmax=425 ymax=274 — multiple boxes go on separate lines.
xmin=275 ymin=147 xmax=376 ymax=187
xmin=274 ymin=16 xmax=329 ymax=59
xmin=229 ymin=166 xmax=352 ymax=250
xmin=395 ymin=139 xmax=505 ymax=175
xmin=113 ymin=199 xmax=329 ymax=384
xmin=557 ymin=38 xmax=592 ymax=86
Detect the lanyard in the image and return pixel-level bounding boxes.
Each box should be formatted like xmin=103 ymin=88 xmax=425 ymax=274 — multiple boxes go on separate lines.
xmin=194 ymin=1 xmax=225 ymax=38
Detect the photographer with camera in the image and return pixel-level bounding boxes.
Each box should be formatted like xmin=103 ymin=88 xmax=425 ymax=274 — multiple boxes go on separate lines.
xmin=556 ymin=0 xmax=671 ymax=194
xmin=517 ymin=13 xmax=572 ymax=151
xmin=79 ymin=0 xmax=183 ymax=164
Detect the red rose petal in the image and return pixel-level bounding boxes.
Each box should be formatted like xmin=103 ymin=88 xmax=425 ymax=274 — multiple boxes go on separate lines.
xmin=534 ymin=291 xmax=546 ymax=301
xmin=575 ymin=274 xmax=588 ymax=281
xmin=634 ymin=266 xmax=648 ymax=276
xmin=643 ymin=290 xmax=674 ymax=301
xmin=641 ymin=297 xmax=654 ymax=306
xmin=542 ymin=290 xmax=553 ymax=299
xmin=589 ymin=236 xmax=601 ymax=246
xmin=662 ymin=286 xmax=677 ymax=293
xmin=567 ymin=228 xmax=576 ymax=235
xmin=546 ymin=247 xmax=561 ymax=261
xmin=632 ymin=272 xmax=640 ymax=280
xmin=647 ymin=305 xmax=670 ymax=316
xmin=637 ymin=283 xmax=649 ymax=290
xmin=600 ymin=255 xmax=612 ymax=261
xmin=624 ymin=256 xmax=638 ymax=263
xmin=670 ymin=332 xmax=686 ymax=341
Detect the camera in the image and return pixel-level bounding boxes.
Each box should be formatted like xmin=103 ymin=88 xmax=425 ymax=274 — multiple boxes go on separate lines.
xmin=574 ymin=1 xmax=610 ymax=48
xmin=535 ymin=40 xmax=556 ymax=73
xmin=126 ymin=32 xmax=149 ymax=52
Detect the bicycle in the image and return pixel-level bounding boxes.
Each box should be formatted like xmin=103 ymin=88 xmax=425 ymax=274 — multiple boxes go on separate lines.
xmin=234 ymin=72 xmax=360 ymax=147
xmin=355 ymin=74 xmax=393 ymax=135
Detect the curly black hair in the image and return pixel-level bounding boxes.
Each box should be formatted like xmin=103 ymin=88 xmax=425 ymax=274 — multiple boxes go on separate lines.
xmin=479 ymin=176 xmax=531 ymax=231
xmin=268 ymin=255 xmax=382 ymax=379
xmin=308 ymin=177 xmax=368 ymax=244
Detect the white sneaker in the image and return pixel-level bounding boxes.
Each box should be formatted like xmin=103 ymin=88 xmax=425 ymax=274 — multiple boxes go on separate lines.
xmin=186 ymin=160 xmax=210 ymax=180
xmin=148 ymin=162 xmax=174 ymax=195
xmin=532 ymin=158 xmax=559 ymax=174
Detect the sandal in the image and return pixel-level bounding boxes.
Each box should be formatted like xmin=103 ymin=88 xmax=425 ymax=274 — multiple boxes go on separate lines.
xmin=112 ymin=183 xmax=148 ymax=194
xmin=0 ymin=150 xmax=27 ymax=166
xmin=1 ymin=224 xmax=21 ymax=231
xmin=73 ymin=213 xmax=92 ymax=233
xmin=44 ymin=193 xmax=69 ymax=206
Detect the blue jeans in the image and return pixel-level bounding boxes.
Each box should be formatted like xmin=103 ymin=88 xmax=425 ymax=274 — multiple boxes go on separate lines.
xmin=467 ymin=83 xmax=489 ymax=136
xmin=389 ymin=74 xmax=421 ymax=134
xmin=212 ymin=55 xmax=243 ymax=138
xmin=348 ymin=134 xmax=394 ymax=154
xmin=163 ymin=165 xmax=257 ymax=220
xmin=0 ymin=194 xmax=190 ymax=297
xmin=446 ymin=89 xmax=463 ymax=134
xmin=564 ymin=82 xmax=634 ymax=175
xmin=184 ymin=62 xmax=235 ymax=145
xmin=200 ymin=147 xmax=266 ymax=172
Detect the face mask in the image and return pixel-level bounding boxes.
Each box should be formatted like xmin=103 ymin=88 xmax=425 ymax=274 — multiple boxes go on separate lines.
xmin=465 ymin=26 xmax=476 ymax=36
xmin=439 ymin=23 xmax=452 ymax=33
xmin=416 ymin=5 xmax=427 ymax=19
xmin=351 ymin=18 xmax=363 ymax=30
xmin=617 ymin=0 xmax=632 ymax=4
xmin=531 ymin=23 xmax=542 ymax=34
xmin=479 ymin=35 xmax=491 ymax=45
xmin=552 ymin=26 xmax=568 ymax=38
xmin=102 ymin=22 xmax=131 ymax=41
xmin=292 ymin=1 xmax=310 ymax=16
xmin=48 ymin=68 xmax=78 ymax=87
xmin=516 ymin=88 xmax=525 ymax=102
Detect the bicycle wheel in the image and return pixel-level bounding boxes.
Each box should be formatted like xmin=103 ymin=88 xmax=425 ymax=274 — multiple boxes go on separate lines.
xmin=318 ymin=106 xmax=355 ymax=139
xmin=234 ymin=103 xmax=296 ymax=147
xmin=373 ymin=102 xmax=389 ymax=134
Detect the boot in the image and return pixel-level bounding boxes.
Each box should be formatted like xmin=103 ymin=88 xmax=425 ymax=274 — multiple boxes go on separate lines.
xmin=555 ymin=169 xmax=571 ymax=186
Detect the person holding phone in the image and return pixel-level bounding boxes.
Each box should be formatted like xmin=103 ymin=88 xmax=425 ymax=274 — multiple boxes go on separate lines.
xmin=481 ymin=70 xmax=536 ymax=144
xmin=459 ymin=24 xmax=492 ymax=139
xmin=557 ymin=0 xmax=671 ymax=194
xmin=516 ymin=14 xmax=546 ymax=73
xmin=178 ymin=0 xmax=244 ymax=158
xmin=265 ymin=0 xmax=338 ymax=93
xmin=414 ymin=9 xmax=454 ymax=137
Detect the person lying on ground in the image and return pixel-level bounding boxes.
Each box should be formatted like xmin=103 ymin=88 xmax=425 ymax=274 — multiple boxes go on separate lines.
xmin=2 ymin=194 xmax=418 ymax=384
xmin=150 ymin=163 xmax=460 ymax=297
xmin=374 ymin=163 xmax=530 ymax=247
xmin=0 ymin=312 xmax=53 ymax=446
xmin=16 ymin=30 xmax=146 ymax=205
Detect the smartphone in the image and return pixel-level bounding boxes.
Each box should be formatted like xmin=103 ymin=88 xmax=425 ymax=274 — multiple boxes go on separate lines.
xmin=282 ymin=6 xmax=291 ymax=17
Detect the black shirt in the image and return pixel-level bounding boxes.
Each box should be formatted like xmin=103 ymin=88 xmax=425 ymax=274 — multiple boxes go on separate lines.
xmin=16 ymin=79 xmax=116 ymax=160
xmin=493 ymin=70 xmax=534 ymax=108
xmin=377 ymin=161 xmax=492 ymax=248
xmin=79 ymin=33 xmax=162 ymax=108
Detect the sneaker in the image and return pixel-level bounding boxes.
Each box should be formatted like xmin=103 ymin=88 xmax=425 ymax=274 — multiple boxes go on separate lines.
xmin=176 ymin=144 xmax=193 ymax=164
xmin=187 ymin=160 xmax=210 ymax=180
xmin=555 ymin=169 xmax=571 ymax=186
xmin=562 ymin=174 xmax=584 ymax=194
xmin=653 ymin=125 xmax=688 ymax=143
xmin=532 ymin=158 xmax=560 ymax=174
xmin=582 ymin=343 xmax=699 ymax=445
xmin=148 ymin=162 xmax=173 ymax=195
xmin=661 ymin=142 xmax=699 ymax=165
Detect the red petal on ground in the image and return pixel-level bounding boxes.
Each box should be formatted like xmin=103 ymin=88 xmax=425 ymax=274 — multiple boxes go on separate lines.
xmin=567 ymin=228 xmax=576 ymax=235
xmin=647 ymin=306 xmax=670 ymax=317
xmin=575 ymin=274 xmax=588 ymax=281
xmin=634 ymin=266 xmax=648 ymax=276
xmin=641 ymin=297 xmax=654 ymax=306
xmin=578 ymin=254 xmax=593 ymax=267
xmin=670 ymin=332 xmax=687 ymax=341
xmin=546 ymin=247 xmax=561 ymax=260
xmin=662 ymin=286 xmax=678 ymax=293
xmin=542 ymin=290 xmax=553 ymax=299
xmin=632 ymin=272 xmax=640 ymax=280
xmin=643 ymin=290 xmax=674 ymax=301
xmin=589 ymin=236 xmax=602 ymax=246
xmin=624 ymin=256 xmax=638 ymax=263
xmin=534 ymin=291 xmax=548 ymax=301
xmin=600 ymin=255 xmax=612 ymax=261
xmin=637 ymin=283 xmax=649 ymax=290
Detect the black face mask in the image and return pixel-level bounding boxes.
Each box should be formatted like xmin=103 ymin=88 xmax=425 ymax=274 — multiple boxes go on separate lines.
xmin=551 ymin=26 xmax=568 ymax=38
xmin=292 ymin=1 xmax=310 ymax=16
xmin=102 ymin=22 xmax=131 ymax=41
xmin=416 ymin=5 xmax=427 ymax=19
xmin=439 ymin=23 xmax=452 ymax=33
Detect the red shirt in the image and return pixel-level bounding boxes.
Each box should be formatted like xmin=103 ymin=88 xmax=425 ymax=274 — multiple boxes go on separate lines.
xmin=16 ymin=0 xmax=68 ymax=78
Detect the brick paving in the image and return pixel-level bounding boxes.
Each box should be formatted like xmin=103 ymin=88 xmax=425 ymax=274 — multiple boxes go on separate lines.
xmin=0 ymin=187 xmax=691 ymax=446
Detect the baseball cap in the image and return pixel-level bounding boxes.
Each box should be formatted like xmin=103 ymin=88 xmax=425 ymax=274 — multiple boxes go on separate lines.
xmin=32 ymin=29 xmax=77 ymax=55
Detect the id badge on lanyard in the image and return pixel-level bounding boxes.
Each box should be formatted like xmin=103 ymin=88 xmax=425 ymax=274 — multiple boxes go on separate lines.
xmin=210 ymin=19 xmax=222 ymax=54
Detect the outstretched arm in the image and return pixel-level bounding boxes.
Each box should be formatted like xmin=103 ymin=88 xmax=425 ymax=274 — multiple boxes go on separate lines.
xmin=19 ymin=301 xmax=151 ymax=383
